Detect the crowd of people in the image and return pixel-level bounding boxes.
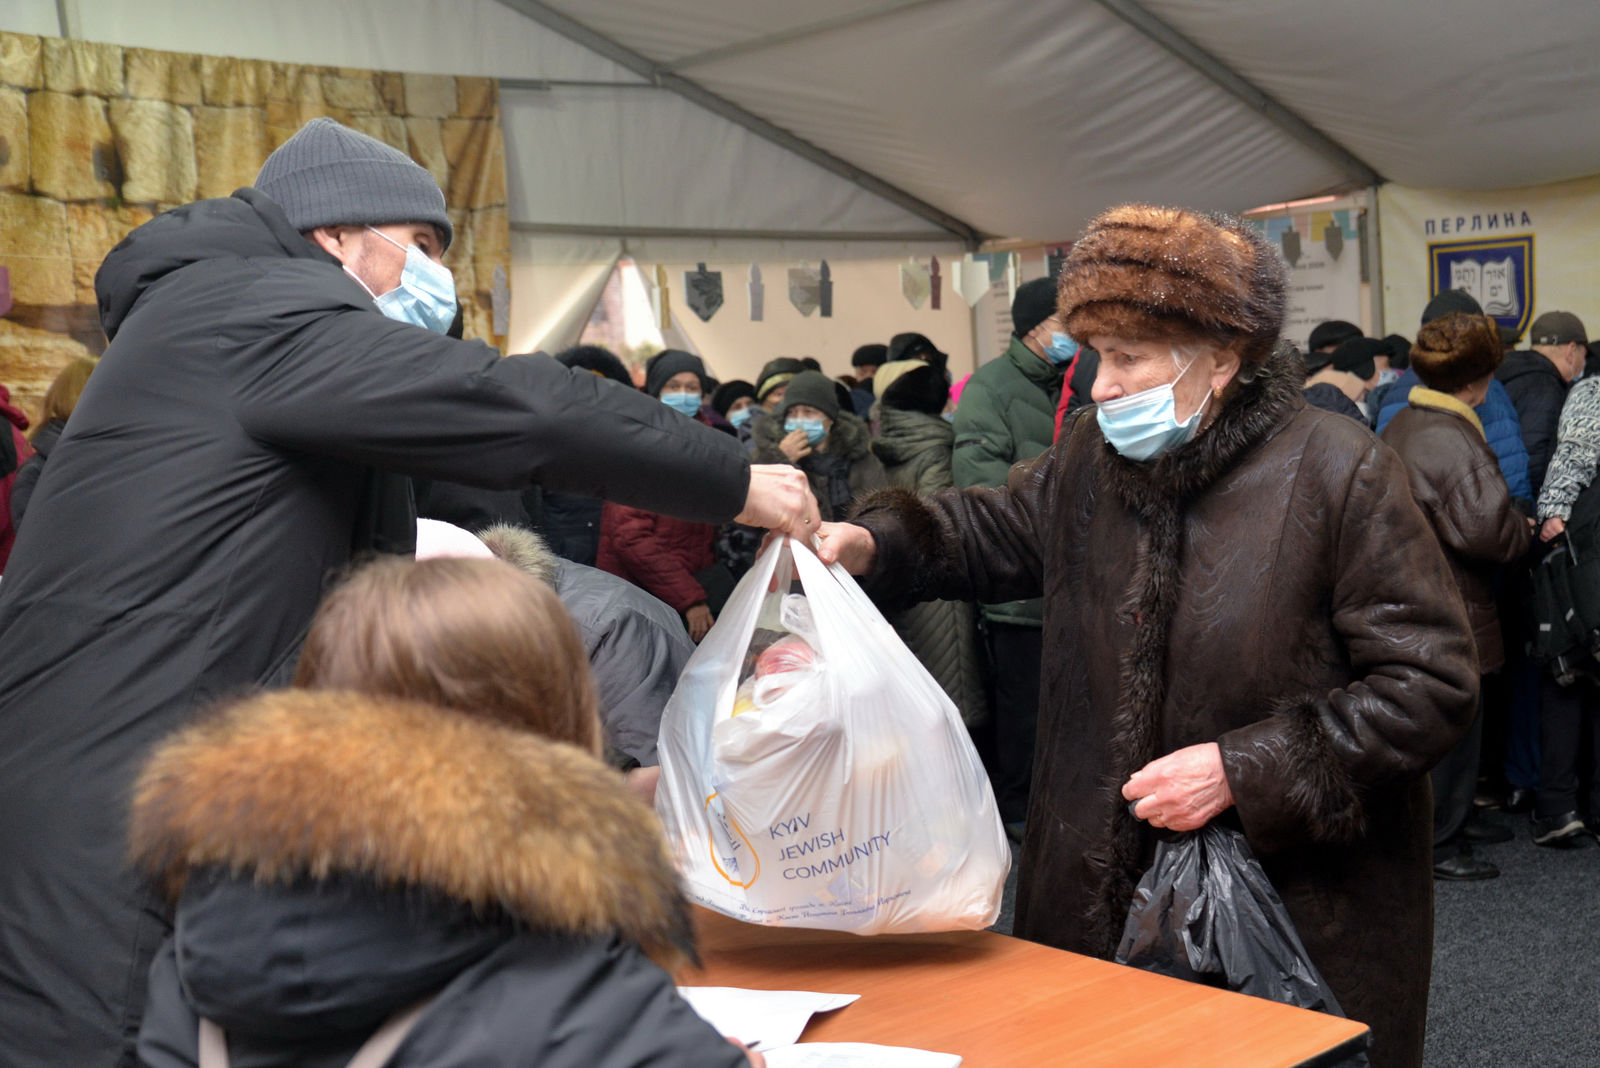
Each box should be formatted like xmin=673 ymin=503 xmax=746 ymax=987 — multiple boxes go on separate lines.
xmin=0 ymin=115 xmax=1589 ymax=1068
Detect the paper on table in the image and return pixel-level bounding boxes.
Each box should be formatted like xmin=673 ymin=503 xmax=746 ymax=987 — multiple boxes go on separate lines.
xmin=763 ymin=1043 xmax=962 ymax=1067
xmin=677 ymin=987 xmax=859 ymax=1051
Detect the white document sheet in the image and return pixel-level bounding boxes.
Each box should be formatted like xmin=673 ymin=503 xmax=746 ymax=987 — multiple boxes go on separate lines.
xmin=677 ymin=986 xmax=860 ymax=1051
xmin=763 ymin=1043 xmax=963 ymax=1067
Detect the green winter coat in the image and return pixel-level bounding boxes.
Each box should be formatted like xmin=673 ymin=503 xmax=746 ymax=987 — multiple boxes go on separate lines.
xmin=871 ymin=407 xmax=987 ymax=727
xmin=952 ymin=336 xmax=1063 ymax=626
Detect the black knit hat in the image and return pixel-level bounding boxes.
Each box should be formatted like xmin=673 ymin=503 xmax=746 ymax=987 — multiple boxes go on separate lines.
xmin=1421 ymin=289 xmax=1482 ymax=325
xmin=880 ymin=363 xmax=950 ymax=416
xmin=851 ymin=343 xmax=888 ymax=368
xmin=711 ymin=380 xmax=757 ymax=416
xmin=756 ymin=357 xmax=807 ymax=401
xmin=555 ymin=344 xmax=631 ymax=386
xmin=776 ymin=370 xmax=840 ymax=421
xmin=254 ymin=118 xmax=452 ymax=249
xmin=1382 ymin=334 xmax=1411 ymax=370
xmin=1327 ymin=336 xmax=1386 ymax=381
xmin=1012 ymin=277 xmax=1059 ymax=338
xmin=1307 ymin=319 xmax=1362 ymax=352
xmin=887 ymin=332 xmax=948 ymax=369
xmin=644 ymin=349 xmax=707 ymax=397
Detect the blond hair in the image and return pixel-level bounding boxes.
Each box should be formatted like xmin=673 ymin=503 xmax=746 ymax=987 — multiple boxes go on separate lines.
xmin=31 ymin=357 xmax=95 ymax=442
xmin=294 ymin=556 xmax=601 ymax=754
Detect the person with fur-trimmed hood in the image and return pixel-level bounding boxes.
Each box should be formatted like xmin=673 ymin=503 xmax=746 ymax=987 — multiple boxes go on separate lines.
xmin=753 ymin=370 xmax=888 ymax=521
xmin=132 ymin=557 xmax=758 ymax=1067
xmin=814 ymin=205 xmax=1477 ymax=1068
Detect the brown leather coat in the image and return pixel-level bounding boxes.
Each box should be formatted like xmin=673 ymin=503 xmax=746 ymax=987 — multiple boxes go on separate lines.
xmin=1381 ymin=395 xmax=1532 ymax=673
xmin=851 ymin=345 xmax=1477 ymax=1068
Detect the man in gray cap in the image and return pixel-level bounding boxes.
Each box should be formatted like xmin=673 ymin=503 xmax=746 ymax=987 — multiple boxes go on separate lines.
xmin=1499 ymin=310 xmax=1588 ymax=497
xmin=0 ymin=117 xmax=815 ymax=1066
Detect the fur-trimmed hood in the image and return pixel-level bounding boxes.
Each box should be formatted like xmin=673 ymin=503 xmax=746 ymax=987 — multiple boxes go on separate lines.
xmin=130 ymin=690 xmax=694 ymax=967
xmin=477 ymin=522 xmax=561 ymax=583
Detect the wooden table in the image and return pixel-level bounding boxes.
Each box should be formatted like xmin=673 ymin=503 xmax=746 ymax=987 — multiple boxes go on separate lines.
xmin=683 ymin=909 xmax=1369 ymax=1067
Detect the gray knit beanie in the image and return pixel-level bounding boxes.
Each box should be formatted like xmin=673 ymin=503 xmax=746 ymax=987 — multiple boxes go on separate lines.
xmin=253 ymin=118 xmax=453 ymax=249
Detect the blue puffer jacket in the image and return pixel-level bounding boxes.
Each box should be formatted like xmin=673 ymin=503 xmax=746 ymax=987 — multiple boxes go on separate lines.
xmin=1375 ymin=369 xmax=1533 ymax=504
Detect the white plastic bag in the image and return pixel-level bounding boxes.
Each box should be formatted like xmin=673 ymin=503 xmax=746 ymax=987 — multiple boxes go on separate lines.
xmin=655 ymin=537 xmax=1009 ymax=933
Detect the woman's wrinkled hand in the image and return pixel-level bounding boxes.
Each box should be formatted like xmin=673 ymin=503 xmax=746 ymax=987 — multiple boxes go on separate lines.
xmin=779 ymin=429 xmax=813 ymax=462
xmin=624 ymin=765 xmax=661 ymax=806
xmin=1121 ymin=742 xmax=1234 ymax=832
xmin=1541 ymin=516 xmax=1567 ymax=543
xmin=685 ymin=604 xmax=714 ymax=642
xmin=814 ymin=522 xmax=876 ymax=574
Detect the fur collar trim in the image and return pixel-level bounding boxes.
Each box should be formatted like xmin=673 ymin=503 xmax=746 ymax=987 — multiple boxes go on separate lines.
xmin=478 ymin=523 xmax=560 ymax=583
xmin=130 ymin=690 xmax=696 ymax=966
xmin=1082 ymin=339 xmax=1305 ymax=956
xmin=1407 ymin=387 xmax=1484 ymax=439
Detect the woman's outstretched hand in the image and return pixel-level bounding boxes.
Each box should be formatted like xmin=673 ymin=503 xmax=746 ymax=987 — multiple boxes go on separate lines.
xmin=814 ymin=522 xmax=876 ymax=574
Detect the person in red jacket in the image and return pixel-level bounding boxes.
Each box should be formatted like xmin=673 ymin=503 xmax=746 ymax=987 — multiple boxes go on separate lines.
xmin=0 ymin=383 xmax=34 ymax=573
xmin=598 ymin=350 xmax=732 ymax=641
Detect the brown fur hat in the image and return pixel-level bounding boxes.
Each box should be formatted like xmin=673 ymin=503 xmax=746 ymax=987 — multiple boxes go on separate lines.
xmin=129 ymin=689 xmax=696 ymax=968
xmin=1411 ymin=312 xmax=1504 ymax=393
xmin=1057 ymin=204 xmax=1287 ymax=364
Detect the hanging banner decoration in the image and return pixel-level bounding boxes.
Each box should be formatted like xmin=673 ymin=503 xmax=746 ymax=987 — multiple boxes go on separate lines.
xmin=929 ymin=255 xmax=943 ymax=310
xmin=1245 ymin=210 xmax=1364 ymax=348
xmin=684 ymin=262 xmax=724 ymax=322
xmin=745 ymin=263 xmax=764 ymax=321
xmin=1008 ymin=252 xmax=1021 ymax=306
xmin=788 ymin=263 xmax=822 ymax=317
xmin=748 ymin=263 xmax=765 ymax=321
xmin=1046 ymin=245 xmax=1069 ymax=278
xmin=900 ymin=257 xmax=931 ymax=310
xmin=951 ymin=253 xmax=991 ymax=307
xmin=654 ymin=264 xmax=672 ymax=330
xmin=1431 ymin=237 xmax=1533 ymax=334
xmin=818 ymin=260 xmax=833 ymax=318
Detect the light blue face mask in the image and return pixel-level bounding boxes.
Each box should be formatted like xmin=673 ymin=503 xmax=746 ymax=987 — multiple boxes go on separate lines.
xmin=785 ymin=417 xmax=827 ymax=446
xmin=1095 ymin=353 xmax=1210 ymax=462
xmin=661 ymin=391 xmax=701 ymax=417
xmin=363 ymin=227 xmax=458 ymax=335
xmin=1045 ymin=332 xmax=1080 ymax=365
xmin=729 ymin=407 xmax=754 ymax=429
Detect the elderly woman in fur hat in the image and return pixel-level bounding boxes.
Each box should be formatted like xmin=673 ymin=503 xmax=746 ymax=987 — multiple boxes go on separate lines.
xmin=817 ymin=205 xmax=1477 ymax=1067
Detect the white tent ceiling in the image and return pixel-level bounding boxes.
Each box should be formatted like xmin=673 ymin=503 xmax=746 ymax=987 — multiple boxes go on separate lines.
xmin=9 ymin=0 xmax=1600 ymax=245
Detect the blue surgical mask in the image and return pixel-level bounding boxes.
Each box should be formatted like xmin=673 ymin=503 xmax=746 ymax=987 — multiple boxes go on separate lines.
xmin=942 ymin=411 xmax=955 ymax=423
xmin=362 ymin=227 xmax=458 ymax=334
xmin=1045 ymin=332 xmax=1080 ymax=365
xmin=661 ymin=391 xmax=701 ymax=417
xmin=1096 ymin=354 xmax=1210 ymax=462
xmin=785 ymin=417 xmax=827 ymax=446
xmin=729 ymin=407 xmax=754 ymax=429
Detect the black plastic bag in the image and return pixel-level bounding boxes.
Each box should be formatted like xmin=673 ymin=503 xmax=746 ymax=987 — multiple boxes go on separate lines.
xmin=1115 ymin=824 xmax=1347 ymax=1016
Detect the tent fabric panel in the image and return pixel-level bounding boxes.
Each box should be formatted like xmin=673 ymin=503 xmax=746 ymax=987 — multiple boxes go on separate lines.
xmin=1145 ymin=0 xmax=1600 ymax=191
xmin=502 ymin=86 xmax=949 ymax=235
xmin=59 ymin=0 xmax=637 ymax=81
xmin=542 ymin=0 xmax=1350 ymax=239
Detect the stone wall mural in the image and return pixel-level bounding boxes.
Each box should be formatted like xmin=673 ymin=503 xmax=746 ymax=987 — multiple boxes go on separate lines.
xmin=0 ymin=31 xmax=510 ymax=417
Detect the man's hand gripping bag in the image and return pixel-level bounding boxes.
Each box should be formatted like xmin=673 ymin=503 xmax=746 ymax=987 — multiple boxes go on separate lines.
xmin=655 ymin=537 xmax=1009 ymax=933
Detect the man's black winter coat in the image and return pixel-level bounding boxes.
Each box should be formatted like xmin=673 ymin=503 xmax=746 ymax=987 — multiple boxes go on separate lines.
xmin=0 ymin=189 xmax=749 ymax=1067
xmin=1497 ymin=349 xmax=1568 ymax=496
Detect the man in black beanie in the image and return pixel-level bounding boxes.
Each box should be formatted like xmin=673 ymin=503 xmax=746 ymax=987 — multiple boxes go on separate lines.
xmin=950 ymin=275 xmax=1069 ymax=839
xmin=888 ymin=331 xmax=949 ymax=370
xmin=0 ymin=116 xmax=819 ymax=1067
xmin=1308 ymin=318 xmax=1363 ymax=354
xmin=848 ymin=342 xmax=888 ymax=417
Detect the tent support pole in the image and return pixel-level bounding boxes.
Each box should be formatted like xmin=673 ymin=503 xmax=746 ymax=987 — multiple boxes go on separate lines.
xmin=511 ymin=222 xmax=961 ymax=244
xmin=1090 ymin=0 xmax=1382 ymax=189
xmin=490 ymin=0 xmax=985 ymax=246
